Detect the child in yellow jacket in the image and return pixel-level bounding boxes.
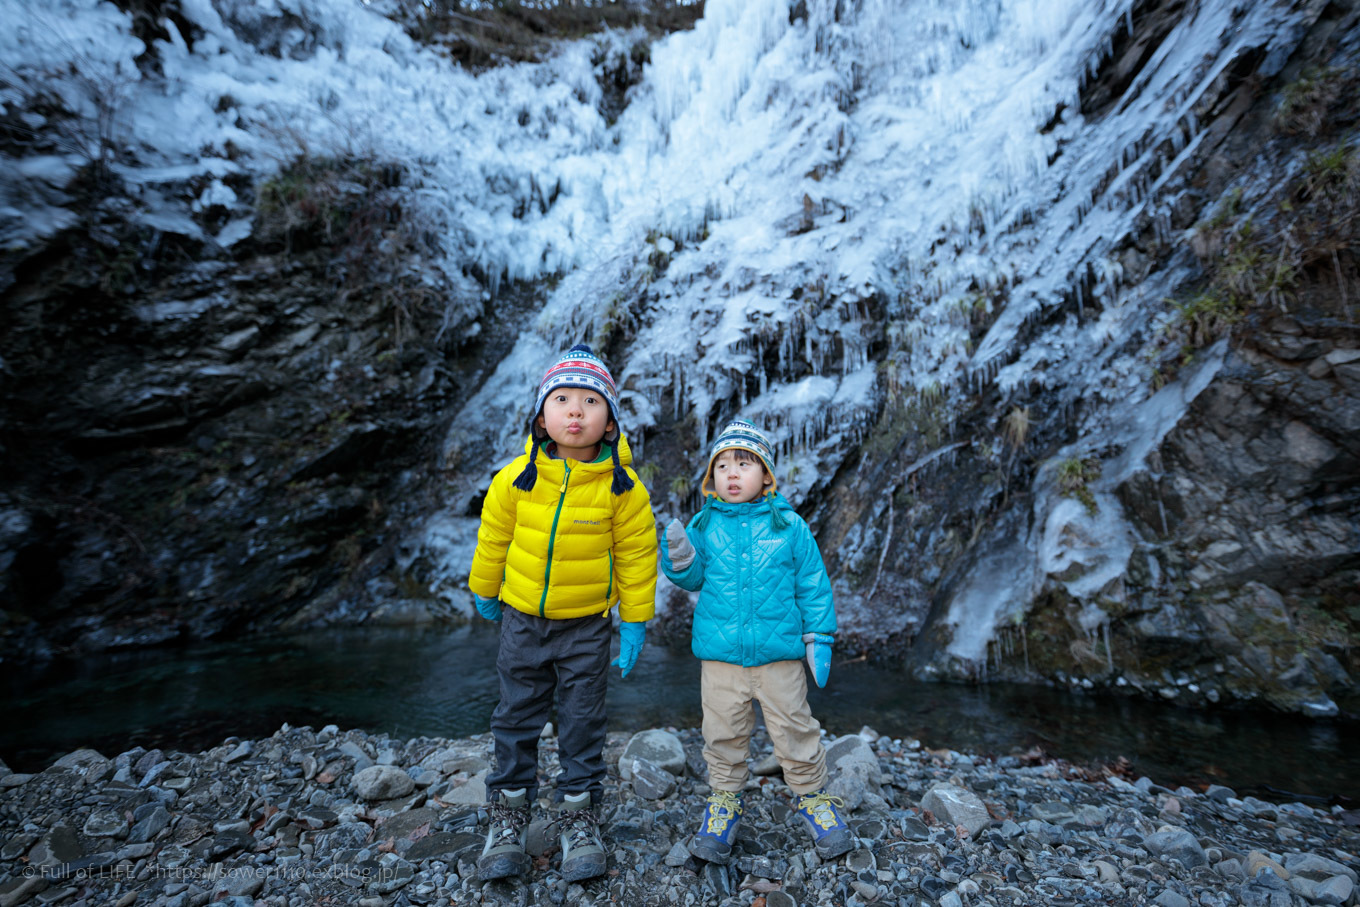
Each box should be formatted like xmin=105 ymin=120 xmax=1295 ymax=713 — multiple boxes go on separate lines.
xmin=468 ymin=344 xmax=657 ymax=882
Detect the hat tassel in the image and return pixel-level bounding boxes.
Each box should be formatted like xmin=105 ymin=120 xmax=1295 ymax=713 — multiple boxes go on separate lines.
xmin=610 ymin=443 xmax=635 ymax=496
xmin=767 ymin=491 xmax=790 ymax=531
xmin=512 ymin=456 xmax=538 ymax=492
xmin=691 ymin=496 xmax=715 ymax=531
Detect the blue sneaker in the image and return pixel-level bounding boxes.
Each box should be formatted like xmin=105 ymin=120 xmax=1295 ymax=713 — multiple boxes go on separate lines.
xmin=688 ymin=790 xmax=743 ymax=863
xmin=796 ymin=789 xmax=853 ymax=859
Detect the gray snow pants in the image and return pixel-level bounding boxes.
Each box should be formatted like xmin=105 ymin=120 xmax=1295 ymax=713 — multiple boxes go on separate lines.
xmin=487 ymin=607 xmax=611 ymax=804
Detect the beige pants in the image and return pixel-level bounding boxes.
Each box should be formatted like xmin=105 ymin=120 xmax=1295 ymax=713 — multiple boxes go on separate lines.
xmin=700 ymin=659 xmax=827 ymax=795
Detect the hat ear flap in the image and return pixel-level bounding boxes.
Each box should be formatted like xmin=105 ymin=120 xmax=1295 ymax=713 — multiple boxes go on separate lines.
xmin=699 ymin=452 xmax=720 ymax=498
xmin=529 ymin=411 xmax=549 ymax=443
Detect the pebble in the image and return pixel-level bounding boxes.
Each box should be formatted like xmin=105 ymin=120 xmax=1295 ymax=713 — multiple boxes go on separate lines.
xmin=1154 ymin=890 xmax=1191 ymax=907
xmin=1245 ymin=849 xmax=1290 ymax=879
xmin=1 ymin=725 xmax=1355 ymax=907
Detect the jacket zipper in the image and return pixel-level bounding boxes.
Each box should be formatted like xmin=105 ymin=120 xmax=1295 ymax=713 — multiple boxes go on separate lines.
xmin=606 ymin=549 xmax=614 ymax=606
xmin=538 ymin=461 xmax=571 ymax=617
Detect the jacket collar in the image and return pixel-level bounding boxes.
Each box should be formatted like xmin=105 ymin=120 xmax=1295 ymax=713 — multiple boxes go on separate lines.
xmin=707 ymin=491 xmax=791 ymax=514
xmin=520 ymin=432 xmax=634 ymax=476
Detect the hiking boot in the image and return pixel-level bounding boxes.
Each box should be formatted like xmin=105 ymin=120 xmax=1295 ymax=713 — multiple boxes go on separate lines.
xmin=478 ymin=788 xmax=531 ymax=879
xmin=795 ymin=789 xmax=853 ymax=859
xmin=554 ymin=792 xmax=606 ymax=881
xmin=688 ymin=789 xmax=743 ymax=864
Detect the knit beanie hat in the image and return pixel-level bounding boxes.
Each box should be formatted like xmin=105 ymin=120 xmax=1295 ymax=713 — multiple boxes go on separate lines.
xmin=694 ymin=419 xmax=788 ymax=531
xmin=701 ymin=419 xmax=777 ymax=498
xmin=513 ymin=343 xmax=634 ymax=496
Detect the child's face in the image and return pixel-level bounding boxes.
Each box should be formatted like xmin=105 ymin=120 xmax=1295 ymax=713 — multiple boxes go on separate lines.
xmin=711 ymin=450 xmax=772 ymax=504
xmin=536 ymin=387 xmax=615 ymax=459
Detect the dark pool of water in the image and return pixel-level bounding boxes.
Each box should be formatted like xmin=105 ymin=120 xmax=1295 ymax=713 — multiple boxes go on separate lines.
xmin=1 ymin=624 xmax=1355 ymax=801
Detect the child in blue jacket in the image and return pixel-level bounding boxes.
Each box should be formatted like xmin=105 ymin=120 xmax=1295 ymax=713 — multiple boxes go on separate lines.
xmin=660 ymin=419 xmax=853 ymax=863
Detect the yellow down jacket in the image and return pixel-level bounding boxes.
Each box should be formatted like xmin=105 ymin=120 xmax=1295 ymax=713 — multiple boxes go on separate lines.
xmin=469 ymin=434 xmax=658 ymax=622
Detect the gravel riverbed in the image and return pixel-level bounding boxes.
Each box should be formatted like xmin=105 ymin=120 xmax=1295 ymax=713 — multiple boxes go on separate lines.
xmin=1 ymin=723 xmax=1356 ymax=907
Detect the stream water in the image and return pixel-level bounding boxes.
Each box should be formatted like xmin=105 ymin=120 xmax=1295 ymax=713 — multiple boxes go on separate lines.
xmin=2 ymin=624 xmax=1354 ymax=802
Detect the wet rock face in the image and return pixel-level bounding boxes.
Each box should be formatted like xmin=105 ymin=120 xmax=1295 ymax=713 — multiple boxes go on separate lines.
xmin=0 ymin=214 xmax=519 ymax=655
xmin=1 ymin=723 xmax=1357 ymax=907
xmin=1108 ymin=318 xmax=1360 ymax=715
xmin=943 ymin=317 xmax=1360 ymax=716
xmin=810 ymin=2 xmax=1360 ymax=715
xmin=1137 ymin=333 xmax=1360 ymax=594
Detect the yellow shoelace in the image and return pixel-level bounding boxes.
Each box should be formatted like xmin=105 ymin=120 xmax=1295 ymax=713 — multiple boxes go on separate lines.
xmin=704 ymin=790 xmax=743 ymax=834
xmin=798 ymin=792 xmax=846 ymax=830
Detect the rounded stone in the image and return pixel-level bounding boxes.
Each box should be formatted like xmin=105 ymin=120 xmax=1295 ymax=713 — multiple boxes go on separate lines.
xmin=82 ymin=811 xmax=128 ymax=838
xmin=619 ymin=729 xmax=686 ymax=780
xmin=351 ymin=764 xmax=414 ymax=801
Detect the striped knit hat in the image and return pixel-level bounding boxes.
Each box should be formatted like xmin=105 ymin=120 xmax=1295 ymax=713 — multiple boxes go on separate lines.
xmin=701 ymin=419 xmax=776 ymax=498
xmin=513 ymin=344 xmax=634 ymax=496
xmin=693 ymin=419 xmax=788 ymax=531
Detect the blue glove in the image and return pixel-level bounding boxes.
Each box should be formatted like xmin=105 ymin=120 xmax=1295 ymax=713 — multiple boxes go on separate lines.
xmin=474 ymin=594 xmax=502 ymax=622
xmin=803 ymin=633 xmax=833 ymax=687
xmin=611 ymin=620 xmax=647 ymax=678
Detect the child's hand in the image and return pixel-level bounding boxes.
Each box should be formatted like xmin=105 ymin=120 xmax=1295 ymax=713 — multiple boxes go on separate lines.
xmin=802 ymin=633 xmax=834 ymax=687
xmin=474 ymin=594 xmax=502 ymax=621
xmin=612 ymin=620 xmax=647 ymax=678
xmin=665 ymin=519 xmax=695 ymax=569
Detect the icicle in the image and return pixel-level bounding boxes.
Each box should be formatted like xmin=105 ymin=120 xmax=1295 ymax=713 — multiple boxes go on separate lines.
xmin=865 ymin=498 xmax=895 ymax=604
xmin=756 ymin=337 xmax=767 ymax=395
xmin=1103 ymin=621 xmax=1114 ymax=673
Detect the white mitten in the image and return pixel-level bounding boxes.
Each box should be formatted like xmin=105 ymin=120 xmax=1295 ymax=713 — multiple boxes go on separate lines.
xmin=665 ymin=518 xmax=696 ymax=570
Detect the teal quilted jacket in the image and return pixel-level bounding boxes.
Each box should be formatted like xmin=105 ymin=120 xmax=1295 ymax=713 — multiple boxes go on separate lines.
xmin=660 ymin=493 xmax=836 ymax=666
